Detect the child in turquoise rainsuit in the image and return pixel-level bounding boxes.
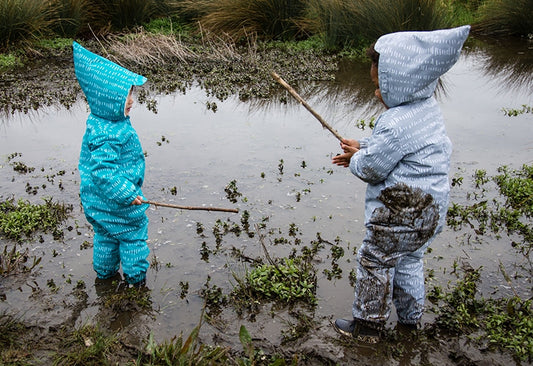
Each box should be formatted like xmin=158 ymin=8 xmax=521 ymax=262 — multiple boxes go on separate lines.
xmin=332 ymin=26 xmax=470 ymax=342
xmin=73 ymin=41 xmax=149 ymax=286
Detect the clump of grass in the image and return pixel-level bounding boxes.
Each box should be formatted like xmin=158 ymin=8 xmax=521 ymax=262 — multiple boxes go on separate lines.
xmin=135 ymin=329 xmax=229 ymax=365
xmin=0 ymin=53 xmax=23 ymax=71
xmin=502 ymin=104 xmax=533 ymax=117
xmin=475 ymin=0 xmax=533 ymax=37
xmin=50 ymin=0 xmax=93 ymax=37
xmin=53 ymin=324 xmax=120 ymax=365
xmin=0 ymin=244 xmax=42 ymax=276
xmin=305 ymin=0 xmax=453 ymax=49
xmin=0 ymin=313 xmax=31 ymax=365
xmin=89 ymin=0 xmax=179 ymax=32
xmin=0 ymin=197 xmax=72 ymax=243
xmin=0 ymin=0 xmax=55 ymax=50
xmin=179 ymin=0 xmax=308 ymax=41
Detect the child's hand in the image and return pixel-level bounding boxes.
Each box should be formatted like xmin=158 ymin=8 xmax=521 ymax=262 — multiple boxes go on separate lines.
xmin=131 ymin=196 xmax=143 ymax=205
xmin=332 ymin=139 xmax=360 ymax=167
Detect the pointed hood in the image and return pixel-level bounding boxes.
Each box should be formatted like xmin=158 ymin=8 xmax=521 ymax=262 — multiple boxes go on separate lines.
xmin=73 ymin=41 xmax=146 ymax=121
xmin=375 ymin=25 xmax=470 ymax=108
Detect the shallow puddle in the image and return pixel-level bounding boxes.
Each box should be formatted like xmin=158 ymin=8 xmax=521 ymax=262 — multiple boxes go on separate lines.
xmin=0 ymin=38 xmax=531 ymax=354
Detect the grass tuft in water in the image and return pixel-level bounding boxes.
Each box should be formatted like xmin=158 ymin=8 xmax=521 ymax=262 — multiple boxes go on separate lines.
xmin=0 ymin=197 xmax=72 ymax=243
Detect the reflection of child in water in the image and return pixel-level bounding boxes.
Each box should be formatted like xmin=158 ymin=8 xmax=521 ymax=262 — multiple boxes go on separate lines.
xmin=332 ymin=26 xmax=470 ymax=342
xmin=73 ymin=41 xmax=150 ymax=288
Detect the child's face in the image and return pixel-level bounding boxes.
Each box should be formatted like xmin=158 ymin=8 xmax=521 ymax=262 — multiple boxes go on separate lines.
xmin=370 ymin=63 xmax=386 ymax=107
xmin=124 ymin=88 xmax=134 ymax=116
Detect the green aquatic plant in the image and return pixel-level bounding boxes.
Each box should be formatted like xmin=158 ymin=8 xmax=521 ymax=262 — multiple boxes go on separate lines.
xmin=233 ymin=257 xmax=317 ymax=305
xmin=502 ymin=104 xmax=532 ymax=117
xmin=0 ymin=197 xmax=72 ymax=243
xmin=447 ymin=164 xmax=533 ymax=258
xmin=429 ymin=266 xmax=533 ymax=361
xmin=137 ymin=330 xmax=229 ymax=366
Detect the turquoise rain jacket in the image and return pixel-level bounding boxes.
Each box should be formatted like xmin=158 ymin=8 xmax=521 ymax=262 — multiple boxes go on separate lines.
xmin=349 ymin=26 xmax=470 ymax=324
xmin=73 ymin=41 xmax=148 ymax=236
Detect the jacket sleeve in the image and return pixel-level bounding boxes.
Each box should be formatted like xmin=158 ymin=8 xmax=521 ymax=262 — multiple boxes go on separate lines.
xmin=87 ymin=133 xmax=139 ymax=206
xmin=349 ymin=123 xmax=404 ymax=184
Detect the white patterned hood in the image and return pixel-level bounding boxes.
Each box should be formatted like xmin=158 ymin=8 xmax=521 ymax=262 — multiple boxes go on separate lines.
xmin=375 ymin=25 xmax=470 ymax=108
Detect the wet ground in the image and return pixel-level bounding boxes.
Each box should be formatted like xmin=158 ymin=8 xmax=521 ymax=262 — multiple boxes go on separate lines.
xmin=0 ymin=36 xmax=532 ymax=364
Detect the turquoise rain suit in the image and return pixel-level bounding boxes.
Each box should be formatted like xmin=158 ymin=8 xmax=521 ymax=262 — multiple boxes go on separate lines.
xmin=349 ymin=26 xmax=470 ymax=325
xmin=73 ymin=41 xmax=149 ymax=285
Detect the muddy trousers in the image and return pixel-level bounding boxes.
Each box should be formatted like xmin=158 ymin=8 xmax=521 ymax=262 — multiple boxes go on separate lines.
xmin=352 ymin=239 xmax=430 ymax=325
xmin=91 ymin=220 xmax=150 ymax=285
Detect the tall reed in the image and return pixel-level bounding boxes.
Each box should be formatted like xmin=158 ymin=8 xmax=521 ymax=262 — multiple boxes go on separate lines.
xmin=0 ymin=0 xmax=55 ymax=50
xmin=305 ymin=0 xmax=453 ymax=48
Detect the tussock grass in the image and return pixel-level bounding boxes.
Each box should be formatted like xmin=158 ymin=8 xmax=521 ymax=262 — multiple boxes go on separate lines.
xmin=476 ymin=0 xmax=533 ymax=37
xmin=0 ymin=0 xmax=55 ymax=50
xmin=179 ymin=0 xmax=307 ymax=40
xmin=51 ymin=0 xmax=94 ymax=37
xmin=305 ymin=0 xmax=453 ymax=48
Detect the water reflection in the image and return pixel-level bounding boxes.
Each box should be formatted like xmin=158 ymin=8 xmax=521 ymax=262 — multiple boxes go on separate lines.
xmin=467 ymin=36 xmax=533 ymax=92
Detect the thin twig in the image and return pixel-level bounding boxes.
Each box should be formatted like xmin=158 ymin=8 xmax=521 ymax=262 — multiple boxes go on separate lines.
xmin=142 ymin=200 xmax=238 ymax=213
xmin=270 ymin=71 xmax=344 ymax=141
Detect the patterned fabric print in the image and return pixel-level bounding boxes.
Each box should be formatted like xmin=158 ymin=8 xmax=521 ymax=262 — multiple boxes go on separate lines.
xmin=73 ymin=42 xmax=150 ymax=284
xmin=73 ymin=41 xmax=146 ymax=121
xmin=349 ymin=26 xmax=470 ymax=324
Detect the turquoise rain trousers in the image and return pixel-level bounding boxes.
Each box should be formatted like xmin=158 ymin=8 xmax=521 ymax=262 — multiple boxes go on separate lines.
xmin=73 ymin=41 xmax=149 ymax=285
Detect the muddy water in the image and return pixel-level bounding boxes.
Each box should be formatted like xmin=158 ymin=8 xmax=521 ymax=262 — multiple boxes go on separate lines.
xmin=0 ymin=38 xmax=532 ymax=351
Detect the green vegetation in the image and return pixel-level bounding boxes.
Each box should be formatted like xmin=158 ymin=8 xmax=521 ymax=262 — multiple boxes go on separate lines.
xmin=0 ymin=197 xmax=72 ymax=242
xmin=476 ymin=0 xmax=533 ymax=37
xmin=235 ymin=258 xmax=317 ymax=304
xmin=429 ymin=266 xmax=533 ymax=361
xmin=502 ymin=104 xmax=533 ymax=117
xmin=1 ymin=0 xmax=531 ymax=54
xmin=447 ymin=164 xmax=533 ymax=258
xmin=179 ymin=0 xmax=308 ymax=41
xmin=305 ymin=0 xmax=453 ymax=49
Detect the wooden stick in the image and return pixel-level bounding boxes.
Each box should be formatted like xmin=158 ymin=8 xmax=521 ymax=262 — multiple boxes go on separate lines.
xmin=270 ymin=71 xmax=344 ymax=141
xmin=142 ymin=200 xmax=239 ymax=213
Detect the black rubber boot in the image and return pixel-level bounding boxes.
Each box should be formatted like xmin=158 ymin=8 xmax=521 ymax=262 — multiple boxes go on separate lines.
xmin=94 ymin=272 xmax=123 ymax=296
xmin=334 ymin=318 xmax=382 ymax=344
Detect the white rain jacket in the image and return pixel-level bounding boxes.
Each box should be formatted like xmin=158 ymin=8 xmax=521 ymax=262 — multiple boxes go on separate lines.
xmin=350 ymin=26 xmax=470 ymax=324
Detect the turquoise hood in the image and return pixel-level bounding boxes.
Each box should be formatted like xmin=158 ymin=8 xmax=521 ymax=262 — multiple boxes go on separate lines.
xmin=73 ymin=41 xmax=146 ymax=121
xmin=375 ymin=25 xmax=470 ymax=108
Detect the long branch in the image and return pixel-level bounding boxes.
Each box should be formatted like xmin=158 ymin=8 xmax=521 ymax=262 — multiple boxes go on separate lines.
xmin=270 ymin=71 xmax=344 ymax=142
xmin=142 ymin=200 xmax=239 ymax=213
